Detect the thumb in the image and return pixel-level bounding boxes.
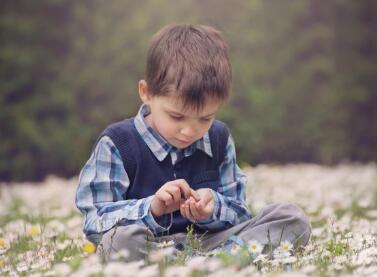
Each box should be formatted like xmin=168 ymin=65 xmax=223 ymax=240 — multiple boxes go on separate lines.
xmin=190 ymin=189 xmax=201 ymax=201
xmin=198 ymin=191 xmax=212 ymax=206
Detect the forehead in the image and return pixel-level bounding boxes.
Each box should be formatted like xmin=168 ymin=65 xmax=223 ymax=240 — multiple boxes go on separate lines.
xmin=157 ymin=95 xmax=222 ymax=116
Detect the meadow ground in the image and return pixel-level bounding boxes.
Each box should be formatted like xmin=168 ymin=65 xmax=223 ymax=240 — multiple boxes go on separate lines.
xmin=1 ymin=163 xmax=377 ymax=276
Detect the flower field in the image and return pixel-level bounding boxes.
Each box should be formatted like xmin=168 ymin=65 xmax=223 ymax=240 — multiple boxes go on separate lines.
xmin=1 ymin=163 xmax=377 ymax=276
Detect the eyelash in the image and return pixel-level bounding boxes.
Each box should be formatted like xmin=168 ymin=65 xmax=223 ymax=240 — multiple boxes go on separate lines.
xmin=169 ymin=114 xmax=212 ymax=122
xmin=170 ymin=114 xmax=184 ymax=121
xmin=200 ymin=118 xmax=212 ymax=122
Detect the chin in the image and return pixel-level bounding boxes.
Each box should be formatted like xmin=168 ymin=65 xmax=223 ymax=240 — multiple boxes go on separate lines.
xmin=174 ymin=141 xmax=192 ymax=149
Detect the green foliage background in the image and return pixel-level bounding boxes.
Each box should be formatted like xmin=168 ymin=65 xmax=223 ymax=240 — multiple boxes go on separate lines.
xmin=1 ymin=0 xmax=376 ymax=181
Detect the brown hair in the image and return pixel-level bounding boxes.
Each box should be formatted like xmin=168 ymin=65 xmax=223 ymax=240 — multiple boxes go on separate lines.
xmin=145 ymin=24 xmax=232 ymax=111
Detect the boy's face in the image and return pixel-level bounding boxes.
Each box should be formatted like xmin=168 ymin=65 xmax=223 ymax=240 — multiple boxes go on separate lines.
xmin=139 ymin=81 xmax=222 ymax=149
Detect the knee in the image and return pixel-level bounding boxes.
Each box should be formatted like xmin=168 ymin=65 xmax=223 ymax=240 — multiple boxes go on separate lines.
xmin=112 ymin=224 xmax=152 ymax=241
xmin=278 ymin=203 xmax=312 ymax=246
xmin=98 ymin=224 xmax=152 ymax=262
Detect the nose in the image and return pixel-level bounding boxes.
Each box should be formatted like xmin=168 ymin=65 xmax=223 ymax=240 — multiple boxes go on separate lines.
xmin=180 ymin=125 xmax=196 ymax=138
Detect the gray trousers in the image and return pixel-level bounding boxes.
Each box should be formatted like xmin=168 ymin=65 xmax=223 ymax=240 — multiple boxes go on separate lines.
xmin=98 ymin=203 xmax=311 ymax=262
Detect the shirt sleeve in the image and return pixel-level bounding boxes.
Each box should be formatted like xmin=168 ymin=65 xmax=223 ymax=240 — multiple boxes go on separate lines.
xmin=195 ymin=134 xmax=252 ymax=232
xmin=75 ymin=136 xmax=172 ymax=244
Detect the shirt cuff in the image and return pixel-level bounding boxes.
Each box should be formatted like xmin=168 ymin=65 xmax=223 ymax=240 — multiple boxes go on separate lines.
xmin=209 ymin=189 xmax=222 ymax=221
xmin=142 ymin=196 xmax=173 ymax=235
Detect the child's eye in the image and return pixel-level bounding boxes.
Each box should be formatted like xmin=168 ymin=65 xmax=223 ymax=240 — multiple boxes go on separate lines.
xmin=169 ymin=114 xmax=184 ymax=120
xmin=201 ymin=117 xmax=212 ymax=122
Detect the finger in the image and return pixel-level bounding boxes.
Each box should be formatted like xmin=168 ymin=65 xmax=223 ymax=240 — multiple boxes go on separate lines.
xmin=178 ymin=198 xmax=186 ymax=209
xmin=184 ymin=202 xmax=195 ymax=222
xmin=195 ymin=201 xmax=209 ymax=219
xmin=157 ymin=191 xmax=173 ymax=206
xmin=195 ymin=200 xmax=203 ymax=211
xmin=165 ymin=185 xmax=181 ymax=203
xmin=166 ymin=179 xmax=189 ymax=199
xmin=190 ymin=189 xmax=201 ymax=202
xmin=174 ymin=179 xmax=201 ymax=201
xmin=174 ymin=179 xmax=192 ymax=199
xmin=189 ymin=199 xmax=202 ymax=220
xmin=180 ymin=203 xmax=187 ymax=218
xmin=184 ymin=198 xmax=191 ymax=206
xmin=197 ymin=193 xmax=214 ymax=219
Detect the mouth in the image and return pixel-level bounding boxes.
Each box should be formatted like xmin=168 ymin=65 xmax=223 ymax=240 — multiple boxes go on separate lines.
xmin=176 ymin=138 xmax=192 ymax=145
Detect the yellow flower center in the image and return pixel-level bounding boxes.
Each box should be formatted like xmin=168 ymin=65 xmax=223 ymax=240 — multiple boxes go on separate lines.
xmin=82 ymin=243 xmax=96 ymax=253
xmin=27 ymin=226 xmax=40 ymax=237
xmin=0 ymin=239 xmax=7 ymax=249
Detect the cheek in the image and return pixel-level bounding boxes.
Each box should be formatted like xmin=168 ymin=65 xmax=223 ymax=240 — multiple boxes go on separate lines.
xmin=155 ymin=119 xmax=180 ymax=137
xmin=198 ymin=122 xmax=213 ymax=135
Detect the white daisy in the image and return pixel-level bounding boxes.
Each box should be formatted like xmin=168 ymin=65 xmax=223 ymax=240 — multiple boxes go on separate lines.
xmin=279 ymin=240 xmax=293 ymax=252
xmin=273 ymin=241 xmax=294 ymax=260
xmin=247 ymin=240 xmax=263 ymax=255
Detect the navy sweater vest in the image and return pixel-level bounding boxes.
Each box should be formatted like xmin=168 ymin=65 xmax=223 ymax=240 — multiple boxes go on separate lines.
xmin=96 ymin=118 xmax=229 ymax=234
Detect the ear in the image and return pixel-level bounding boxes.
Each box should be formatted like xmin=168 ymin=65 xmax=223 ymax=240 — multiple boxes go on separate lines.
xmin=138 ymin=80 xmax=151 ymax=104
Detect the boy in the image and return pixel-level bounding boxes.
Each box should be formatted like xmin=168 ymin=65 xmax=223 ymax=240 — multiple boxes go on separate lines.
xmin=75 ymin=24 xmax=311 ymax=261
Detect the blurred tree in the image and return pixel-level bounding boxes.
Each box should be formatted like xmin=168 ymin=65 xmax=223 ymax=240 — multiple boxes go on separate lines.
xmin=0 ymin=0 xmax=76 ymax=180
xmin=0 ymin=0 xmax=376 ymax=181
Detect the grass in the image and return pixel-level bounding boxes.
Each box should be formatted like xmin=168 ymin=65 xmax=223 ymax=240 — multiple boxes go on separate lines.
xmin=0 ymin=164 xmax=377 ymax=276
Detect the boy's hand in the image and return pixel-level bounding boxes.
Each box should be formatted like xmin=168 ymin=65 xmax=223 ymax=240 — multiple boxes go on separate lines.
xmin=180 ymin=188 xmax=214 ymax=222
xmin=151 ymin=179 xmax=200 ymax=217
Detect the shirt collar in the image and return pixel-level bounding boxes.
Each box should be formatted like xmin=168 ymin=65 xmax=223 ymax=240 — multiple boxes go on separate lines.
xmin=134 ymin=104 xmax=213 ymax=161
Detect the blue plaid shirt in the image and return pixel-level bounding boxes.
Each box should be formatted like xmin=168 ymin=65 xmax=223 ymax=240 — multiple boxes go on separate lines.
xmin=76 ymin=105 xmax=251 ymax=244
